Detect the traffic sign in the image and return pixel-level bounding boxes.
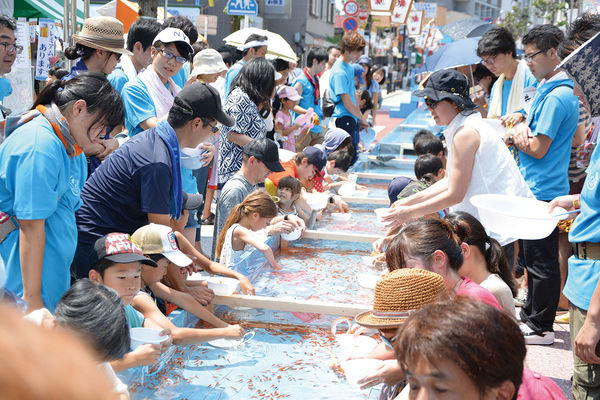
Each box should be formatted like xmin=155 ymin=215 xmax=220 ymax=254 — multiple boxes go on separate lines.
xmin=358 ymin=9 xmax=369 ymax=21
xmin=343 ymin=17 xmax=358 ymax=32
xmin=227 ymin=0 xmax=258 ymax=16
xmin=344 ymin=0 xmax=359 ymax=16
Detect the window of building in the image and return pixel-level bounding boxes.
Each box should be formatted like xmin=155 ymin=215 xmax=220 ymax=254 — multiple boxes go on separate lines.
xmin=327 ymin=0 xmax=335 ymax=23
xmin=310 ymin=0 xmax=321 ymax=17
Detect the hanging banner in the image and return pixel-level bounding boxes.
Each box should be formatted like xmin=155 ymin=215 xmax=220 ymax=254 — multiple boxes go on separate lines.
xmin=407 ymin=10 xmax=424 ymax=37
xmin=368 ymin=0 xmax=396 ymax=15
xmin=34 ymin=19 xmax=55 ymax=81
xmin=29 ymin=19 xmax=37 ymax=43
xmin=4 ymin=21 xmax=35 ymax=114
xmin=414 ymin=2 xmax=437 ymax=18
xmin=391 ymin=0 xmax=414 ymax=25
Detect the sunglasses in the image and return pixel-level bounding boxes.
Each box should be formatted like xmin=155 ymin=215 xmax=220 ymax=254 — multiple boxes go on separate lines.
xmin=379 ymin=333 xmax=398 ymax=350
xmin=424 ymin=98 xmax=441 ymax=109
xmin=207 ymin=120 xmax=219 ymax=133
xmin=155 ymin=47 xmax=187 ymax=64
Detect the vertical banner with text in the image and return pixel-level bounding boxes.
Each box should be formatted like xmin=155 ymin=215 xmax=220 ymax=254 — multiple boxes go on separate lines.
xmin=35 ymin=18 xmax=55 ymax=81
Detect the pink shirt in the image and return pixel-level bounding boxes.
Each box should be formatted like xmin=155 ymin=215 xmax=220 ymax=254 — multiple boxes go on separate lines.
xmin=275 ymin=109 xmax=298 ymax=152
xmin=457 ymin=277 xmax=503 ymax=311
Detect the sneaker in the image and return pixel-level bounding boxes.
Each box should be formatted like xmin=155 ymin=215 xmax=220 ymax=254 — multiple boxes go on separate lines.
xmin=520 ymin=323 xmax=555 ymax=345
xmin=514 ymin=287 xmax=528 ymax=307
xmin=555 ymin=312 xmax=570 ymax=324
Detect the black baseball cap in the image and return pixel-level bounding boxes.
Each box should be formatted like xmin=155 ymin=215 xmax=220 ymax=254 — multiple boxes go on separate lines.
xmin=413 ymin=69 xmax=477 ymax=111
xmin=303 ymin=146 xmax=327 ymax=173
xmin=243 ymin=137 xmax=284 ymax=172
xmin=171 ymin=82 xmax=235 ymax=127
xmin=93 ymin=233 xmax=157 ymax=267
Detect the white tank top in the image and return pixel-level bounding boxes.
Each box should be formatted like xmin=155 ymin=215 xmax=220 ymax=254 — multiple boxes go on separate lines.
xmin=444 ymin=112 xmax=534 ymax=245
xmin=219 ymin=223 xmax=248 ymax=267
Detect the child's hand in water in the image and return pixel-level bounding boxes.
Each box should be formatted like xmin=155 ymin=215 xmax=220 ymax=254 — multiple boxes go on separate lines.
xmin=158 ymin=329 xmax=173 ymax=351
xmin=131 ymin=343 xmax=162 ymax=366
xmin=224 ymin=324 xmax=244 ymax=339
xmin=270 ymin=260 xmax=282 ymax=270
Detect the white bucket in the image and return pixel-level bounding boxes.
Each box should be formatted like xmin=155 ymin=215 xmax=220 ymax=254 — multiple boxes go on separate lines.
xmin=208 ymin=331 xmax=256 ymax=349
xmin=471 ymin=194 xmax=566 ymax=240
xmin=331 ymin=212 xmax=352 ymax=222
xmin=281 ymin=228 xmax=302 ymax=241
xmin=339 ymin=359 xmax=384 ymax=387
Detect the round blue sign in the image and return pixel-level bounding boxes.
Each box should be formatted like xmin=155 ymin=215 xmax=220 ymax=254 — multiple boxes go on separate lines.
xmin=343 ymin=17 xmax=358 ymax=32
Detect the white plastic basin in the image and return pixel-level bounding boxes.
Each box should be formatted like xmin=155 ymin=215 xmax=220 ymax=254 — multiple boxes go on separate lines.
xmin=337 ymin=183 xmax=356 ymax=197
xmin=470 ymin=194 xmax=566 ymax=240
xmin=208 ymin=331 xmax=255 ymax=349
xmin=339 ymin=359 xmax=384 ymax=387
xmin=186 ymin=274 xmax=239 ymax=296
xmin=335 ymin=335 xmax=378 ymax=359
xmin=331 ymin=212 xmax=352 ymax=222
xmin=305 ymin=193 xmax=328 ymax=210
xmin=281 ymin=228 xmax=302 ymax=241
xmin=356 ymin=273 xmax=381 ymax=289
xmin=130 ymin=328 xmax=169 ymax=350
xmin=374 ymin=207 xmax=392 ymax=224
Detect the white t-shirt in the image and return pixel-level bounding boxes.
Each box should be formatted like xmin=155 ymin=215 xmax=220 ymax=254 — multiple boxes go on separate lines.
xmin=480 ymin=273 xmax=517 ymax=319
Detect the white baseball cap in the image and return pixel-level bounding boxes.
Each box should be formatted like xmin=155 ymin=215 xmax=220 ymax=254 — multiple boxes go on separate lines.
xmin=131 ymin=223 xmax=192 ymax=267
xmin=152 ymin=27 xmax=193 ymax=54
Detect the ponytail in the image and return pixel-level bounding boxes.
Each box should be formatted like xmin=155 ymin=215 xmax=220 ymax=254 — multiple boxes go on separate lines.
xmin=445 ymin=211 xmax=517 ymax=297
xmin=485 ymin=237 xmax=517 ymax=297
xmin=215 ymin=190 xmax=278 ymax=259
xmin=32 ymin=72 xmax=124 ymax=133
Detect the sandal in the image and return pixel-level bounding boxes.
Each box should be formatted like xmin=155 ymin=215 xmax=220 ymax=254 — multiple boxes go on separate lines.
xmin=201 ymin=213 xmax=215 ymax=225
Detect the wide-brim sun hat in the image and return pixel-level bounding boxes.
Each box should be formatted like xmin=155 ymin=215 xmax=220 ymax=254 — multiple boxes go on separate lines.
xmin=191 ymin=48 xmax=228 ymax=76
xmin=73 ymin=16 xmax=132 ymax=56
xmin=355 ymin=268 xmax=447 ymax=329
xmin=413 ymin=69 xmax=478 ymax=111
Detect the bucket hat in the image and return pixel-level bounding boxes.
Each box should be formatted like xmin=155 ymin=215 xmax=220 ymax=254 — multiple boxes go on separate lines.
xmin=413 ymin=69 xmax=477 ymax=110
xmin=355 ymin=268 xmax=447 ymax=328
xmin=73 ymin=16 xmax=132 ymax=56
xmin=191 ymin=49 xmax=228 ymax=76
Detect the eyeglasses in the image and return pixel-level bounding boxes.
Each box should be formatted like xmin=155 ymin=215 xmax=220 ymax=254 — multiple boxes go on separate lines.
xmin=424 ymin=98 xmax=441 ymax=109
xmin=207 ymin=121 xmax=219 ymax=133
xmin=155 ymin=47 xmax=187 ymax=64
xmin=481 ymin=54 xmax=497 ymax=66
xmin=523 ymin=49 xmax=546 ymax=63
xmin=379 ymin=333 xmax=397 ymax=350
xmin=0 ymin=42 xmax=23 ymax=54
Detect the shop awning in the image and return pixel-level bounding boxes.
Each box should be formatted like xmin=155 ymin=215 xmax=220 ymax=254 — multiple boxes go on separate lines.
xmin=14 ymin=0 xmax=84 ymax=24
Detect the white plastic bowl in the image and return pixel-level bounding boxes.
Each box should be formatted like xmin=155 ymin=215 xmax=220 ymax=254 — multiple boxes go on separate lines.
xmin=471 ymin=194 xmax=566 ymax=240
xmin=356 ymin=273 xmax=381 ymax=289
xmin=203 ymin=276 xmax=239 ymax=296
xmin=130 ymin=328 xmax=169 ymax=350
xmin=305 ymin=193 xmax=328 ymax=210
xmin=281 ymin=228 xmax=302 ymax=241
xmin=361 ymin=256 xmax=374 ymax=266
xmin=337 ymin=182 xmax=356 ymax=197
xmin=374 ymin=207 xmax=392 ymax=224
xmin=339 ymin=359 xmax=384 ymax=387
xmin=180 ymin=148 xmax=207 ymax=170
xmin=331 ymin=212 xmax=352 ymax=222
xmin=335 ymin=335 xmax=378 ymax=359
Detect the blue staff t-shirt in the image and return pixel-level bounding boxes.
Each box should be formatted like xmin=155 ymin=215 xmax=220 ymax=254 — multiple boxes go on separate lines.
xmin=563 ymin=145 xmax=600 ymax=311
xmin=171 ymin=62 xmax=190 ymax=89
xmin=121 ymin=78 xmax=156 ymax=137
xmin=520 ymin=77 xmax=579 ymax=200
xmin=330 ymin=59 xmax=357 ymax=122
xmin=107 ymin=68 xmax=130 ymax=94
xmin=76 ymin=128 xmax=173 ymax=246
xmin=0 ymin=77 xmax=12 ymax=102
xmin=223 ymin=60 xmax=245 ymax=99
xmin=0 ymin=115 xmax=87 ymax=311
xmin=293 ymin=73 xmax=324 ymax=133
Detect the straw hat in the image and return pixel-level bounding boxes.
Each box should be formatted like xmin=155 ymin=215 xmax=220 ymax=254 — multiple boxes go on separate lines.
xmin=73 ymin=16 xmax=132 ymax=56
xmin=355 ymin=268 xmax=447 ymax=329
xmin=191 ymin=49 xmax=228 ymax=76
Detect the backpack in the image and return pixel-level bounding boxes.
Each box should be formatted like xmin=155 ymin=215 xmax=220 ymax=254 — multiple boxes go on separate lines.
xmin=321 ymin=88 xmax=337 ymax=118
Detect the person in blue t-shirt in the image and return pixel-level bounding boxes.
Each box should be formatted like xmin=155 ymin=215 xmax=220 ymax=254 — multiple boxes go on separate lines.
xmin=73 ymin=83 xmax=237 ymax=307
xmin=477 ymin=27 xmax=538 ymax=123
xmin=223 ymin=33 xmax=268 ymax=99
xmin=0 ymin=73 xmax=123 ymax=312
xmin=505 ymin=25 xmax=579 ymax=346
xmin=292 ymin=46 xmax=327 ymax=151
xmin=329 ymin=31 xmax=369 ymax=165
xmin=107 ymin=17 xmax=163 ymax=94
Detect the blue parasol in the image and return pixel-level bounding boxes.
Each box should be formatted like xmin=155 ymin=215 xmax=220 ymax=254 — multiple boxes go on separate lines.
xmin=419 ymin=37 xmax=482 ymax=73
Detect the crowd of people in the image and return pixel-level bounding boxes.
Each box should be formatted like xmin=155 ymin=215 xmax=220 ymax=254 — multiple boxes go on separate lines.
xmin=0 ymin=9 xmax=598 ymax=400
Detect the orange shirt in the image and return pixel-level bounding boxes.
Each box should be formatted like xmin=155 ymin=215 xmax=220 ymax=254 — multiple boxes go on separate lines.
xmin=265 ymin=160 xmax=297 ymax=196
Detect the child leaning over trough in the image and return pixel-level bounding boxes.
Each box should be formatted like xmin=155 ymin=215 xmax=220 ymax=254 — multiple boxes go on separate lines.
xmin=276 ymin=176 xmax=310 ymax=222
xmin=130 ymin=223 xmax=238 ymax=329
xmin=88 ymin=233 xmax=243 ymax=372
xmin=216 ymin=190 xmax=281 ymax=269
